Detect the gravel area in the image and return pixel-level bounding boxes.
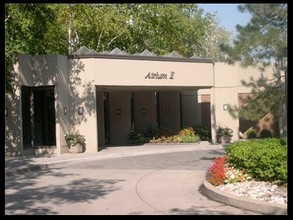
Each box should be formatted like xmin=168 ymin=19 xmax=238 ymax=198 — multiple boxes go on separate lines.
xmin=216 ymin=180 xmax=287 ymax=205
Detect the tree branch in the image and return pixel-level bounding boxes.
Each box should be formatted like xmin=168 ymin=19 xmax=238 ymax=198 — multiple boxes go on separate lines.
xmin=5 ymin=15 xmax=11 ymax=23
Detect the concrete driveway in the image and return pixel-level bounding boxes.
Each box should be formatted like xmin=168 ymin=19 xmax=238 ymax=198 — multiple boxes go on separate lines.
xmin=5 ymin=143 xmax=258 ymax=215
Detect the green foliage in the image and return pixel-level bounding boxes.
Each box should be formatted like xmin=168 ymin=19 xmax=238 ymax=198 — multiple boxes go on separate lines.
xmin=224 ymin=165 xmax=252 ymax=184
xmin=193 ymin=124 xmax=211 ymax=141
xmin=129 ymin=127 xmax=201 ymax=144
xmin=207 ymin=156 xmax=252 ymax=186
xmin=5 ymin=4 xmax=57 ymax=93
xmin=179 ymin=134 xmax=200 ymax=143
xmin=246 ymin=128 xmax=257 ymax=139
xmin=5 ymin=3 xmax=228 ymax=93
xmin=222 ymin=4 xmax=287 ymax=122
xmin=225 ymin=138 xmax=287 ymax=184
xmin=227 ymin=76 xmax=285 ymax=121
xmin=216 ymin=126 xmax=233 ymax=138
xmin=260 ymin=128 xmax=272 ymax=138
xmin=150 ymin=127 xmax=200 ymax=143
xmin=145 ymin=126 xmax=175 ymax=139
xmin=200 ymin=12 xmax=231 ymax=61
xmin=65 ymin=130 xmax=86 ymax=147
xmin=221 ymin=4 xmax=287 ymax=68
xmin=178 ymin=127 xmax=195 ymax=136
xmin=128 ymin=130 xmax=150 ymax=144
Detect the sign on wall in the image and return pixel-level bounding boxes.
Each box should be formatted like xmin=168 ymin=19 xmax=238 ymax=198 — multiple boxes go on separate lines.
xmin=145 ymin=71 xmax=175 ymax=80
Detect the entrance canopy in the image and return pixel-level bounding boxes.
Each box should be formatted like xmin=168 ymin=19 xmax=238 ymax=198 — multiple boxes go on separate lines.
xmin=6 ymin=47 xmax=215 ymax=156
xmin=70 ymin=46 xmax=215 ymax=90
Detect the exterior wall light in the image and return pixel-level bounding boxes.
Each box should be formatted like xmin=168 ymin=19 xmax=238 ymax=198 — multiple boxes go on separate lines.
xmin=78 ymin=106 xmax=84 ymax=115
xmin=223 ymin=104 xmax=228 ymax=111
xmin=165 ymin=106 xmax=170 ymax=113
xmin=141 ymin=107 xmax=146 ymax=115
xmin=64 ymin=107 xmax=67 ymax=115
xmin=116 ymin=108 xmax=121 ymax=115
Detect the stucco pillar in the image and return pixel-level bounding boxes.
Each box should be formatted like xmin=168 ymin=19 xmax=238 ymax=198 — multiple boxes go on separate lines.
xmin=210 ymin=63 xmax=217 ymax=144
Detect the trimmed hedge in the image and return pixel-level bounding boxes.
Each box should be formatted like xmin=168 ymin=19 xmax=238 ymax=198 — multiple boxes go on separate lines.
xmin=225 ymin=138 xmax=287 ymax=184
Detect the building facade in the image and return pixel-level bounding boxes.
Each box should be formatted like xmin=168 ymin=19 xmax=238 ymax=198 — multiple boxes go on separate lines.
xmin=5 ymin=47 xmax=280 ymax=157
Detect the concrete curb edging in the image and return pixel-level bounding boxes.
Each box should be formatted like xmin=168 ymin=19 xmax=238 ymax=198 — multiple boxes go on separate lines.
xmin=201 ymin=180 xmax=287 ymax=215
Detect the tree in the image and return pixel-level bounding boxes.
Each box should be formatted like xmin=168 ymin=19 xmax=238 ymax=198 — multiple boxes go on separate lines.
xmin=220 ymin=4 xmax=287 ymax=121
xmin=200 ymin=12 xmax=231 ymax=61
xmin=74 ymin=4 xmax=210 ymax=57
xmin=5 ymin=4 xmax=57 ymax=93
xmin=221 ymin=4 xmax=287 ymax=68
xmin=5 ymin=3 xmax=224 ymax=93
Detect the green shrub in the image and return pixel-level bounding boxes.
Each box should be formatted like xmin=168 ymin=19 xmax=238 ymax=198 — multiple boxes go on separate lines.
xmin=179 ymin=127 xmax=196 ymax=137
xmin=179 ymin=134 xmax=200 ymax=143
xmin=260 ymin=128 xmax=272 ymax=138
xmin=148 ymin=126 xmax=174 ymax=138
xmin=128 ymin=130 xmax=150 ymax=144
xmin=246 ymin=128 xmax=257 ymax=139
xmin=225 ymin=138 xmax=287 ymax=184
xmin=149 ymin=127 xmax=200 ymax=144
xmin=193 ymin=124 xmax=211 ymax=141
xmin=216 ymin=126 xmax=233 ymax=138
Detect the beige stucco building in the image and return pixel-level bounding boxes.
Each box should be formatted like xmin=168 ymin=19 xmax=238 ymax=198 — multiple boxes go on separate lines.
xmin=5 ymin=47 xmax=283 ymax=157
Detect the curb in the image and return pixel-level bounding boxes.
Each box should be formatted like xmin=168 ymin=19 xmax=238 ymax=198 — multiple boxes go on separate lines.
xmin=200 ymin=180 xmax=287 ymax=215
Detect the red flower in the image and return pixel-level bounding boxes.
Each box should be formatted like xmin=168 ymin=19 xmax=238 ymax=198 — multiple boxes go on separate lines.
xmin=207 ymin=156 xmax=227 ymax=186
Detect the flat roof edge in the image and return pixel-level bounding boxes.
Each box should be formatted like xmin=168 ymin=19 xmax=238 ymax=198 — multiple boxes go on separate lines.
xmin=68 ymin=54 xmax=214 ymax=64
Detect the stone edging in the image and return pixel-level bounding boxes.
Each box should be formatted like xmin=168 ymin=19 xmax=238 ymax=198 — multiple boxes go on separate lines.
xmin=200 ymin=180 xmax=287 ymax=215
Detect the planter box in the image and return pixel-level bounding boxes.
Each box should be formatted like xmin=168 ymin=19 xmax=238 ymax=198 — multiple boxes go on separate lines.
xmin=220 ymin=136 xmax=231 ymax=144
xmin=68 ymin=144 xmax=84 ymax=153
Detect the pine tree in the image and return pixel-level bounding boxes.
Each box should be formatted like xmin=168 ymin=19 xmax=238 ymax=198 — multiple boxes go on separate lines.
xmin=221 ymin=4 xmax=287 ymax=121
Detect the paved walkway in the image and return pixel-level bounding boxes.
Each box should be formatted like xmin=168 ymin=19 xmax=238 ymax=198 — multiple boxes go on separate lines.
xmin=5 ymin=142 xmax=219 ymax=176
xmin=5 ymin=142 xmax=287 ymax=215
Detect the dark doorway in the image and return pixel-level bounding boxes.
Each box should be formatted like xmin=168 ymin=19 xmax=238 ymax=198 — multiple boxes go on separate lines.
xmin=103 ymin=92 xmax=110 ymax=145
xmin=201 ymin=94 xmax=211 ymax=131
xmin=21 ymin=86 xmax=56 ymax=148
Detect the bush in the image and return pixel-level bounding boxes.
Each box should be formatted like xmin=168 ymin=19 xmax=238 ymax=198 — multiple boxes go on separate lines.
xmin=260 ymin=128 xmax=272 ymax=138
xmin=129 ymin=127 xmax=202 ymax=144
xmin=246 ymin=128 xmax=257 ymax=139
xmin=179 ymin=134 xmax=200 ymax=143
xmin=149 ymin=127 xmax=200 ymax=144
xmin=193 ymin=124 xmax=211 ymax=141
xmin=225 ymin=138 xmax=287 ymax=184
xmin=178 ymin=127 xmax=195 ymax=136
xmin=128 ymin=130 xmax=150 ymax=144
xmin=216 ymin=126 xmax=233 ymax=138
xmin=65 ymin=130 xmax=86 ymax=147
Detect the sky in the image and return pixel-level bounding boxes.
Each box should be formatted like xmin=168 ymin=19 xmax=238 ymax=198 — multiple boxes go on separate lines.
xmin=198 ymin=4 xmax=252 ymax=37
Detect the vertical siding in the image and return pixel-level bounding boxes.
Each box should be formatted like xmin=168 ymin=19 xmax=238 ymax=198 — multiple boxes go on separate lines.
xmin=214 ymin=87 xmax=239 ymax=142
xmin=109 ymin=92 xmax=131 ymax=145
xmin=181 ymin=91 xmax=199 ymax=127
xmin=200 ymin=94 xmax=211 ymax=130
xmin=159 ymin=91 xmax=181 ymax=133
xmin=133 ymin=92 xmax=157 ymax=133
